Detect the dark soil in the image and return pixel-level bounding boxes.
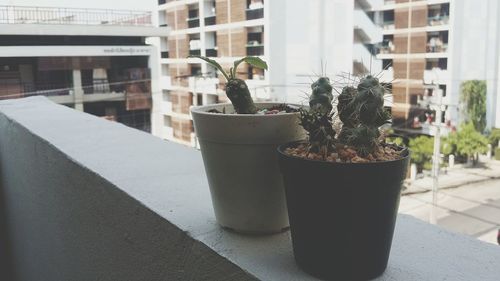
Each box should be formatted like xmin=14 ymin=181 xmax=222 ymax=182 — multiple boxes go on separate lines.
xmin=285 ymin=143 xmax=404 ymax=163
xmin=206 ymin=104 xmax=299 ymax=114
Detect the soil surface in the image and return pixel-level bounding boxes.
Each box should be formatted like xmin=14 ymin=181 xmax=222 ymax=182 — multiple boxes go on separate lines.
xmin=284 ymin=143 xmax=404 ymax=163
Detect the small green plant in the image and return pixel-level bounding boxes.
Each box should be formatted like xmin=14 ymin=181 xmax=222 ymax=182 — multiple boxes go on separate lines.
xmin=188 ymin=55 xmax=267 ymax=114
xmin=298 ymin=74 xmax=396 ymax=160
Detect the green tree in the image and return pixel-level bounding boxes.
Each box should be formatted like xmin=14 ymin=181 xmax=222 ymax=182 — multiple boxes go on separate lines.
xmin=453 ymin=122 xmax=488 ymax=163
xmin=460 ymin=80 xmax=486 ymax=133
xmin=409 ymin=136 xmax=434 ymax=171
xmin=488 ymin=128 xmax=500 ymax=148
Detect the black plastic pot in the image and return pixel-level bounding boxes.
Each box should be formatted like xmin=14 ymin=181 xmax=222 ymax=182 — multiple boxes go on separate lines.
xmin=277 ymin=142 xmax=410 ymax=281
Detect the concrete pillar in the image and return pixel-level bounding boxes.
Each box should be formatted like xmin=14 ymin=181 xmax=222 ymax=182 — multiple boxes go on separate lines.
xmin=72 ymin=68 xmax=84 ymax=112
xmin=410 ymin=163 xmax=417 ymax=181
xmin=487 ymin=144 xmax=492 ymax=159
xmin=449 ymin=154 xmax=455 ymax=168
xmin=149 ymin=47 xmax=162 ymax=137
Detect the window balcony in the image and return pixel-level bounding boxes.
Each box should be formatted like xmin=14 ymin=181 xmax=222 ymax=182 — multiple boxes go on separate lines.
xmin=246 ymin=8 xmax=264 ymax=20
xmin=246 ymin=44 xmax=264 ymax=56
xmin=187 ymin=18 xmax=200 ymax=28
xmin=189 ymin=49 xmax=201 ymax=56
xmin=0 ymin=5 xmax=153 ymax=26
xmin=428 ymin=15 xmax=449 ymax=26
xmin=204 ymin=15 xmax=216 ymax=26
xmin=205 ymin=48 xmax=217 ymax=57
xmin=0 ymin=97 xmax=499 ymax=280
xmin=161 ymin=51 xmax=169 ymax=58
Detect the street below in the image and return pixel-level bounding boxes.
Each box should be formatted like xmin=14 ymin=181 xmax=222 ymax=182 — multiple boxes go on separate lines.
xmin=400 ymin=172 xmax=500 ymax=245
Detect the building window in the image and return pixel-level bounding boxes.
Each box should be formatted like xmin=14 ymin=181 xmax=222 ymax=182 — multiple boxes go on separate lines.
xmin=246 ymin=0 xmax=264 ymax=20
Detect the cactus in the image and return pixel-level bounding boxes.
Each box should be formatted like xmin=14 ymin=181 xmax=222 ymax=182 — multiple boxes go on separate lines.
xmin=299 ymin=77 xmax=336 ymax=156
xmin=298 ymin=75 xmax=392 ymax=159
xmin=188 ymin=55 xmax=267 ymax=114
xmin=337 ymin=75 xmax=391 ymax=156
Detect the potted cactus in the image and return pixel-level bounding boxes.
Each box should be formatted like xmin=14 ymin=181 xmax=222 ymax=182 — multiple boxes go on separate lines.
xmin=278 ymin=75 xmax=409 ymax=280
xmin=190 ymin=56 xmax=305 ymax=234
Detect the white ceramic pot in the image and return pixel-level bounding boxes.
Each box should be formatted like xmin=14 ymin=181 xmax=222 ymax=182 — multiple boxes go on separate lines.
xmin=191 ymin=103 xmax=306 ymax=234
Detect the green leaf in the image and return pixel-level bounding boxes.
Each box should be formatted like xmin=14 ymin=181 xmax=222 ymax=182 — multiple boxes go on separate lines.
xmin=188 ymin=55 xmax=229 ymax=81
xmin=232 ymin=56 xmax=268 ymax=77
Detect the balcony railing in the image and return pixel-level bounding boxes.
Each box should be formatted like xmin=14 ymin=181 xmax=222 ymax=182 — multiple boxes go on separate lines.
xmin=246 ymin=45 xmax=264 ymax=56
xmin=426 ymin=43 xmax=448 ymax=53
xmin=0 ymin=5 xmax=152 ymax=26
xmin=204 ymin=15 xmax=215 ymax=26
xmin=189 ymin=49 xmax=201 ymax=56
xmin=187 ymin=18 xmax=199 ymax=28
xmin=205 ymin=48 xmax=217 ymax=57
xmin=246 ymin=8 xmax=263 ymax=20
xmin=161 ymin=51 xmax=169 ymax=58
xmin=381 ymin=20 xmax=395 ymax=30
xmin=0 ymin=79 xmax=152 ymax=100
xmin=0 ymin=82 xmax=71 ymax=99
xmin=428 ymin=15 xmax=449 ymax=26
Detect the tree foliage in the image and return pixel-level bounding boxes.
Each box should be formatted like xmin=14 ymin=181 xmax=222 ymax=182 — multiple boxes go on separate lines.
xmin=409 ymin=136 xmax=434 ymax=170
xmin=460 ymin=80 xmax=486 ymax=133
xmin=488 ymin=128 xmax=500 ymax=148
xmin=451 ymin=122 xmax=489 ymax=158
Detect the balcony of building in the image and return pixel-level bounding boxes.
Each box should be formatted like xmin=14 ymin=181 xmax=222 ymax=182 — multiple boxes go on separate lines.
xmin=0 ymin=5 xmax=152 ymax=26
xmin=354 ymin=8 xmax=382 ymax=44
xmin=187 ymin=4 xmax=200 ymax=29
xmin=246 ymin=26 xmax=264 ymax=56
xmin=1 ymin=96 xmax=499 ymax=280
xmin=189 ymin=33 xmax=201 ymax=56
xmin=378 ymin=35 xmax=395 ymax=54
xmin=428 ymin=3 xmax=450 ymax=26
xmin=426 ymin=31 xmax=448 ymax=53
xmin=353 ymin=43 xmax=382 ymax=75
xmin=188 ymin=76 xmax=218 ymax=95
xmin=380 ymin=9 xmax=395 ymax=30
xmin=204 ymin=0 xmax=216 ymax=26
xmin=246 ymin=0 xmax=264 ymax=20
xmin=204 ymin=31 xmax=217 ymax=57
xmin=423 ymin=68 xmax=449 ymax=85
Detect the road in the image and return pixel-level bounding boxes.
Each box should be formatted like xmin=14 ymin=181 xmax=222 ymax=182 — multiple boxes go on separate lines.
xmin=399 ymin=178 xmax=500 ymax=245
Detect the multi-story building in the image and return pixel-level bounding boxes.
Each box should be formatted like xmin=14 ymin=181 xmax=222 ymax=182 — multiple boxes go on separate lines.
xmin=152 ymin=0 xmax=381 ymax=145
xmin=373 ymin=0 xmax=500 ymax=133
xmin=0 ymin=5 xmax=163 ymax=132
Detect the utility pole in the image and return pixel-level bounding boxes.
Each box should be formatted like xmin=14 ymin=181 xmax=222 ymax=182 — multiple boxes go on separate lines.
xmin=430 ymin=82 xmax=442 ymax=224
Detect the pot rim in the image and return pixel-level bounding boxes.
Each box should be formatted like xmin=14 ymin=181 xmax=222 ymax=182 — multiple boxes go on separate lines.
xmin=278 ymin=141 xmax=410 ymax=166
xmin=191 ymin=102 xmax=303 ymax=117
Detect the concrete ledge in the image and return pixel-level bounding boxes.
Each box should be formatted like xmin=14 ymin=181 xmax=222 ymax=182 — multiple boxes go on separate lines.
xmin=1 ymin=97 xmax=500 ymax=281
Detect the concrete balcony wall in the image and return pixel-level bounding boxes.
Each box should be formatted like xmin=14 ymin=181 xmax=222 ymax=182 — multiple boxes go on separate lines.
xmin=1 ymin=97 xmax=500 ymax=281
xmin=423 ymin=68 xmax=449 ymax=85
xmin=353 ymin=9 xmax=382 ymax=43
xmin=353 ymin=43 xmax=383 ymax=74
xmin=188 ymin=77 xmax=218 ymax=95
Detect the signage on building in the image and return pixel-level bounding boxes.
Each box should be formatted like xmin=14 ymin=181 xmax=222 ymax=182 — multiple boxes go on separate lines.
xmin=102 ymin=47 xmax=152 ymax=56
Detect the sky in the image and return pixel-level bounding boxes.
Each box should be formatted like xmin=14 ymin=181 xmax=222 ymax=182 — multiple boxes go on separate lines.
xmin=0 ymin=0 xmax=155 ymax=10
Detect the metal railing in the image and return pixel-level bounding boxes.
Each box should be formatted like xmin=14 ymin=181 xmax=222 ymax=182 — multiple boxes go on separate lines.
xmin=246 ymin=45 xmax=264 ymax=56
xmin=0 ymin=5 xmax=152 ymax=26
xmin=204 ymin=15 xmax=216 ymax=26
xmin=0 ymin=79 xmax=152 ymax=100
xmin=246 ymin=8 xmax=264 ymax=20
